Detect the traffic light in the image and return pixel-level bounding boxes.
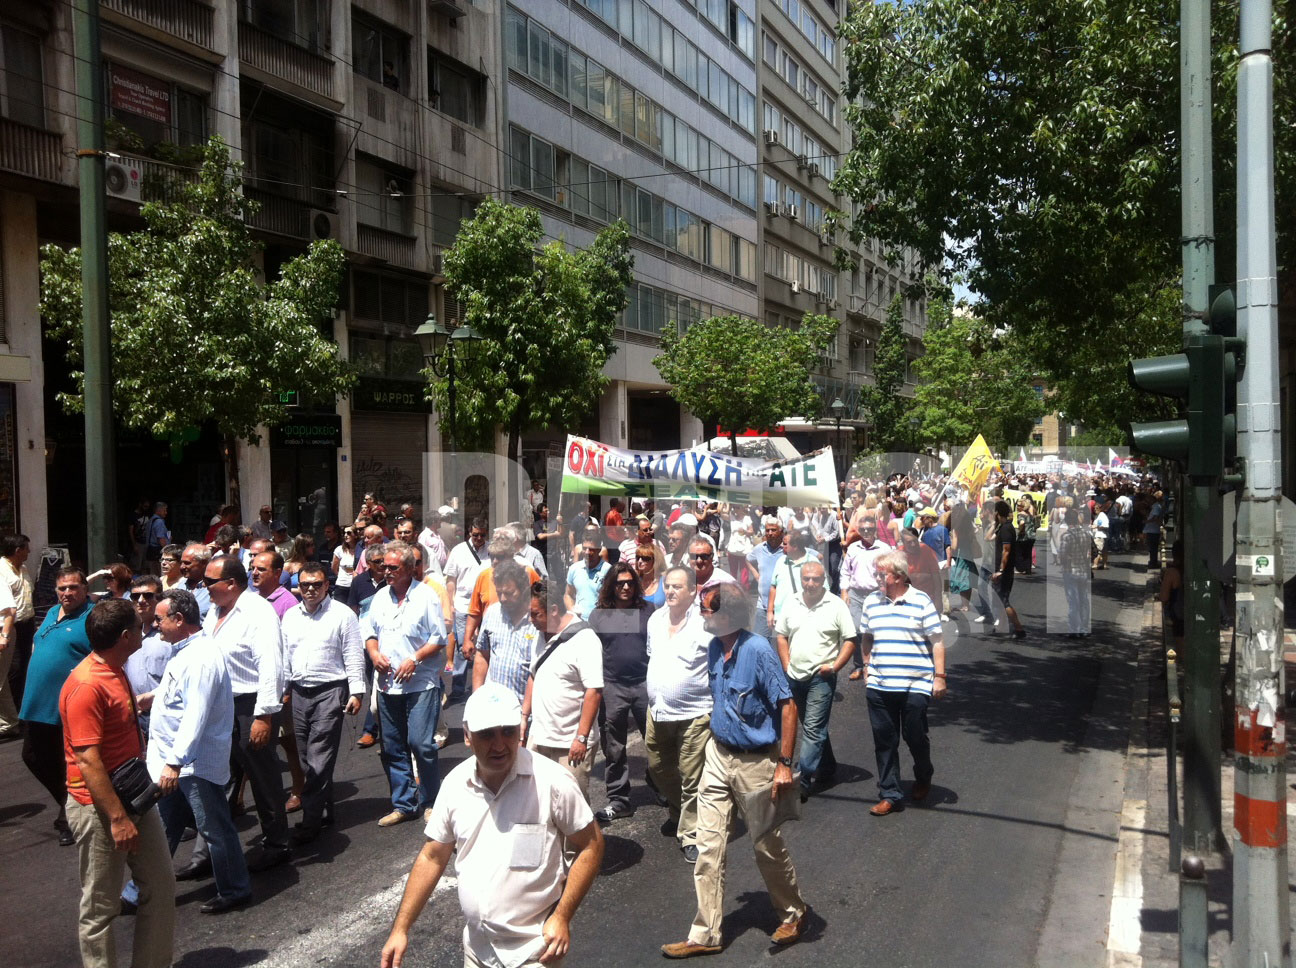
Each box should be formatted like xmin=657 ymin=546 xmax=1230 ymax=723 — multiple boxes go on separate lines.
xmin=1128 ymin=289 xmax=1239 ymax=479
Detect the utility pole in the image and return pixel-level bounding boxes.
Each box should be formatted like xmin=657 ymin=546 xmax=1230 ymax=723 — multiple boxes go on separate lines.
xmin=73 ymin=0 xmax=116 ymax=568
xmin=1231 ymin=0 xmax=1290 ymax=960
xmin=1178 ymin=0 xmax=1223 ymax=854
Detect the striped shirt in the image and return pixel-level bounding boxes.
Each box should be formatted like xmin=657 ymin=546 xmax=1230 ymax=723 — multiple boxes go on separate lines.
xmin=477 ymin=602 xmax=541 ymax=701
xmin=859 ymin=585 xmax=942 ymax=696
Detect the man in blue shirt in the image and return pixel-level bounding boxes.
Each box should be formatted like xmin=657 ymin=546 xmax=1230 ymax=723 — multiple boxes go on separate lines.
xmin=661 ymin=582 xmax=808 ymax=958
xmin=743 ymin=517 xmax=785 ymax=643
xmin=564 ymin=534 xmax=610 ymax=620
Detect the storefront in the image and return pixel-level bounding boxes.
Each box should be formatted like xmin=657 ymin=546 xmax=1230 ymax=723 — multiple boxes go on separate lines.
xmin=270 ymin=413 xmax=341 ymax=543
xmin=350 ymin=377 xmax=430 ymax=517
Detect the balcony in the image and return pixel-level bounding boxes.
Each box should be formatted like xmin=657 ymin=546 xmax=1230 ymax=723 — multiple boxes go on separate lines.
xmin=245 ymin=186 xmax=310 ymax=238
xmin=102 ymin=0 xmax=215 ymax=52
xmin=238 ymin=21 xmax=335 ymax=103
xmin=0 ymin=118 xmax=63 ymax=183
xmin=356 ymin=224 xmax=418 ymax=271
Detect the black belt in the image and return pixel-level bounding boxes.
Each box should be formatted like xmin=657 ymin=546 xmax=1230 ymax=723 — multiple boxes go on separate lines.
xmin=290 ymin=679 xmax=347 ymax=693
xmin=713 ymin=737 xmax=774 ymax=756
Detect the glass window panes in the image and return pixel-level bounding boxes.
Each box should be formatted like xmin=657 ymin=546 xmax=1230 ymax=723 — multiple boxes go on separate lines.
xmin=1 ymin=25 xmax=44 ymax=127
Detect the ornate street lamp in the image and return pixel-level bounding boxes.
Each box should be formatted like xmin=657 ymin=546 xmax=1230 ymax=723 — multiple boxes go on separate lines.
xmin=830 ymin=397 xmax=846 ymax=479
xmin=415 ymin=312 xmax=482 ymax=452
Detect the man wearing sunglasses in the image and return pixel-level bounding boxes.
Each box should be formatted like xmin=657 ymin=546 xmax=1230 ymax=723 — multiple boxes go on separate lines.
xmin=195 ymin=555 xmax=289 ymax=874
xmin=281 ymin=563 xmax=364 ymax=844
xmin=688 ymin=538 xmax=737 ymax=606
xmin=381 ymin=683 xmax=603 ymax=968
xmin=122 ymin=576 xmax=169 ymax=736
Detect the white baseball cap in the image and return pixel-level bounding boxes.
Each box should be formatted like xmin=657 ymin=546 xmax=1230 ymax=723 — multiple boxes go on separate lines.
xmin=462 ymin=682 xmax=522 ymax=732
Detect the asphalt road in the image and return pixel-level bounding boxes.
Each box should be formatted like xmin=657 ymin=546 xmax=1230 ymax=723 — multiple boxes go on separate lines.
xmin=1 ymin=547 xmax=1151 ymax=968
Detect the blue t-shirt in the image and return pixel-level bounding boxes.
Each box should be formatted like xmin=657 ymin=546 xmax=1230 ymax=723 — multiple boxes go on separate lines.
xmin=706 ymin=629 xmax=791 ymax=749
xmin=920 ymin=524 xmax=950 ymax=561
xmin=565 ymin=560 xmax=610 ymax=620
xmin=744 ymin=541 xmax=785 ymax=611
xmin=20 ymin=600 xmax=94 ymax=725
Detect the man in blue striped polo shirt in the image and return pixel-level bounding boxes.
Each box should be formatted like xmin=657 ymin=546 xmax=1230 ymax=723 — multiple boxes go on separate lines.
xmin=858 ymin=550 xmax=947 ymax=816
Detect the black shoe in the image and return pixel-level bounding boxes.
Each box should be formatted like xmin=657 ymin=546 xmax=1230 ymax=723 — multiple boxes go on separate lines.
xmin=119 ymin=898 xmax=137 ymax=916
xmin=681 ymin=845 xmax=699 ymax=864
xmin=200 ymin=893 xmax=251 ymax=915
xmin=595 ymin=803 xmax=633 ymax=824
xmin=56 ymin=822 xmax=75 ymax=847
xmin=644 ymin=773 xmax=670 ymax=808
xmin=175 ymin=858 xmax=213 ymax=881
xmin=180 ymin=826 xmax=197 ymax=843
xmin=660 ymin=817 xmax=679 ymax=837
xmin=290 ymin=825 xmax=321 ymax=846
xmin=246 ymin=846 xmax=291 ymax=872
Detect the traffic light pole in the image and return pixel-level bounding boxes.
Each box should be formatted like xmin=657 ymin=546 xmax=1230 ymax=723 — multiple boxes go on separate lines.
xmin=1231 ymin=0 xmax=1290 ymax=961
xmin=1178 ymin=0 xmax=1223 ymax=855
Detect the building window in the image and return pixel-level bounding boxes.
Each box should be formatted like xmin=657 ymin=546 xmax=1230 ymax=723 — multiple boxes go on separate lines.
xmin=244 ymin=0 xmax=328 ymax=49
xmin=428 ymin=51 xmax=484 ymax=126
xmin=351 ymin=268 xmax=428 ymax=330
xmin=0 ymin=23 xmax=43 ymax=128
xmin=354 ymin=157 xmax=413 ymax=234
xmin=243 ymin=115 xmax=334 ymax=208
xmin=352 ymin=13 xmax=408 ymax=93
xmin=431 ymin=194 xmax=478 ymax=247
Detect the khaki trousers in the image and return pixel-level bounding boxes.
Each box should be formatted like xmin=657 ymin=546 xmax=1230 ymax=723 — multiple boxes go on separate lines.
xmin=688 ymin=740 xmax=805 ymax=947
xmin=528 ymin=739 xmax=593 ymax=801
xmin=645 ymin=711 xmax=711 ymax=847
xmin=66 ymin=796 xmax=175 ymax=968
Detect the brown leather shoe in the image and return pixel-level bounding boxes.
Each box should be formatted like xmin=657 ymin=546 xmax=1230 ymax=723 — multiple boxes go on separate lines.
xmin=357 ymin=733 xmax=376 ymax=748
xmin=771 ymin=909 xmax=809 ymax=945
xmin=661 ymin=940 xmax=723 ymax=959
xmin=848 ymin=669 xmax=865 ymax=681
xmin=870 ymin=799 xmax=898 ymax=816
xmin=911 ymin=781 xmax=931 ymax=802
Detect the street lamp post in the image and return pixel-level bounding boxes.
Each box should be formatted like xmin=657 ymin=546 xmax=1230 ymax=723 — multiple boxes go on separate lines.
xmin=909 ymin=415 xmax=921 ymax=454
xmin=415 ymin=312 xmax=483 ymax=452
xmin=830 ymin=397 xmax=846 ymax=480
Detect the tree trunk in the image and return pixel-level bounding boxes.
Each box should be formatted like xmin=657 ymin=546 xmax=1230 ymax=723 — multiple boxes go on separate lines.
xmin=222 ymin=433 xmax=242 ymax=512
xmin=729 ymin=431 xmax=738 ymax=456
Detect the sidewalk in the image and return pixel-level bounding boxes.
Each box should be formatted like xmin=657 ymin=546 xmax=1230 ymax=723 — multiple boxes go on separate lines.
xmin=1110 ymin=576 xmax=1296 ymax=966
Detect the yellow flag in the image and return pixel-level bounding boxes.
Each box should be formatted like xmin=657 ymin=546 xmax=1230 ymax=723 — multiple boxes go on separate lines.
xmin=950 ymin=434 xmax=1001 ymax=493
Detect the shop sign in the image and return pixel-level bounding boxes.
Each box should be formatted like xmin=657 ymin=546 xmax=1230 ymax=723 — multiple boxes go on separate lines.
xmin=271 ymin=414 xmax=342 ymax=447
xmin=353 ymin=377 xmax=432 ymax=413
xmin=109 ymin=64 xmax=171 ymax=125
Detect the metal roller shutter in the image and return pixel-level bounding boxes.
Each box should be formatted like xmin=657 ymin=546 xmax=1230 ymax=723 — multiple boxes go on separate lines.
xmin=350 ymin=413 xmax=428 ymax=517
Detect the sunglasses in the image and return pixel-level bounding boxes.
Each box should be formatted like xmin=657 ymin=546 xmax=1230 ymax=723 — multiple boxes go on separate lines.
xmin=130 ymin=591 xmax=158 ymax=601
xmin=380 ymin=563 xmax=403 ymax=572
xmin=614 ymin=579 xmax=636 ymax=587
xmin=690 ymin=552 xmax=713 ymax=560
xmin=201 ymin=576 xmax=230 ymax=587
xmin=299 ymin=580 xmax=325 ymax=590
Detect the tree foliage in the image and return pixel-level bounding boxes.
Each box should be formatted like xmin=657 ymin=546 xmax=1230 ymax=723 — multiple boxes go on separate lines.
xmin=40 ymin=137 xmax=353 ymax=496
xmin=654 ymin=314 xmax=838 ymax=455
xmin=909 ymin=301 xmax=1048 ymax=453
xmin=833 ymin=0 xmax=1276 ymax=433
xmin=859 ymin=295 xmax=912 ymax=451
xmin=434 ymin=198 xmax=632 ymax=459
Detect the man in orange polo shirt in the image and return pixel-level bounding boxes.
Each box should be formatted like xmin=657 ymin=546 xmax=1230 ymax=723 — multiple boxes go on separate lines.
xmin=61 ymin=598 xmax=175 ymax=968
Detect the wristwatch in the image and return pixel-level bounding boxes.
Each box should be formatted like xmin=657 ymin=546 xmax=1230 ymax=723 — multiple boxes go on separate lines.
xmin=577 ymin=733 xmax=588 ymax=744
xmin=777 ymin=755 xmax=794 ymax=768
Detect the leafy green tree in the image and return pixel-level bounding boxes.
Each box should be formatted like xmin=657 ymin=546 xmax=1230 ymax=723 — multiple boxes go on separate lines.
xmin=40 ymin=137 xmax=353 ymax=504
xmin=859 ymin=296 xmax=911 ymax=451
xmin=909 ymin=303 xmax=1048 ymax=454
xmin=433 ymin=198 xmax=633 ymax=474
xmin=833 ymin=0 xmax=1264 ymax=433
xmin=654 ymin=314 xmax=838 ymax=455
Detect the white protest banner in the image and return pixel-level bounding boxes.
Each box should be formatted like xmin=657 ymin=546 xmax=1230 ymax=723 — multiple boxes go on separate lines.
xmin=559 ymin=435 xmax=840 ymax=506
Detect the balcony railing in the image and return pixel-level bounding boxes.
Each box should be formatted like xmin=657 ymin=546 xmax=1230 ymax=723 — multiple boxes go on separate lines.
xmin=245 ymin=186 xmax=309 ymax=238
xmin=102 ymin=0 xmax=215 ymax=50
xmin=0 ymin=118 xmax=63 ymax=182
xmin=238 ymin=21 xmax=334 ymax=100
xmin=137 ymin=156 xmax=201 ymax=204
xmin=357 ymin=223 xmax=417 ymax=270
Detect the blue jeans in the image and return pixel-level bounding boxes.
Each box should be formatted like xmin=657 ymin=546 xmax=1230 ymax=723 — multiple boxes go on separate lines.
xmin=752 ymin=607 xmax=774 ymax=645
xmin=788 ymin=673 xmax=837 ymax=789
xmin=450 ymin=611 xmax=470 ymax=695
xmin=377 ymin=687 xmax=442 ymax=815
xmin=159 ymin=776 xmax=251 ymax=900
xmin=866 ymin=687 xmax=933 ymax=803
xmin=1063 ymin=573 xmax=1091 ymax=634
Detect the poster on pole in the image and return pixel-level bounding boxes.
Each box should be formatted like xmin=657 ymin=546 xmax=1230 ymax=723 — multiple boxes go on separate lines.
xmin=560 ymin=435 xmax=840 ymax=506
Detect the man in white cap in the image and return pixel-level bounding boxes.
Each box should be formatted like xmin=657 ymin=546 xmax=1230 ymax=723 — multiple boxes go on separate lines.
xmin=380 ymin=683 xmax=604 ymax=968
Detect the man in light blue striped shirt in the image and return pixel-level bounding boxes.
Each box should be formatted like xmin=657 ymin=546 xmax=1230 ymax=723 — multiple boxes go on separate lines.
xmin=858 ymin=550 xmax=946 ymax=817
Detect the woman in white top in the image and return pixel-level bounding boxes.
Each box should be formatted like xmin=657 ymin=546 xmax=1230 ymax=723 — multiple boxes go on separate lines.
xmin=331 ymin=526 xmax=359 ymax=602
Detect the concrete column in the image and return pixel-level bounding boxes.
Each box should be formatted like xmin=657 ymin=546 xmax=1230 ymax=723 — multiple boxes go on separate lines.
xmin=1 ymin=192 xmax=48 ymax=553
xmin=334 ymin=311 xmax=353 ymax=524
xmin=425 ymin=412 xmax=444 ymax=514
xmin=237 ymin=432 xmax=272 ymax=523
xmin=598 ymin=380 xmax=628 ymax=448
xmin=211 ymin=0 xmax=242 ymax=159
xmin=679 ymin=408 xmax=705 ymax=449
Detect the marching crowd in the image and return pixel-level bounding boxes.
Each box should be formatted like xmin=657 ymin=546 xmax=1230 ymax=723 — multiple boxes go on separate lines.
xmin=1 ymin=470 xmax=1169 ymax=967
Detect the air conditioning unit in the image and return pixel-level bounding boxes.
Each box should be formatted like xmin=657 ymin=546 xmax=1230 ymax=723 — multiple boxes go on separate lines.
xmin=790 ymin=280 xmax=802 ymax=294
xmin=763 ymin=129 xmax=780 ymax=146
xmin=431 ymin=253 xmax=446 ymax=277
xmin=809 ymin=163 xmax=821 ymax=177
xmin=796 ymin=154 xmax=809 ymax=170
xmin=829 ymin=298 xmax=840 ymax=311
xmin=764 ymin=201 xmax=778 ymax=217
xmin=428 ymin=0 xmax=467 ymax=20
xmin=308 ymin=209 xmax=338 ymax=241
xmin=786 ymin=204 xmax=799 ymax=221
xmin=817 ymin=290 xmax=831 ymax=303
xmin=818 ymin=231 xmax=833 ymax=247
xmin=104 ymin=157 xmax=144 ymax=202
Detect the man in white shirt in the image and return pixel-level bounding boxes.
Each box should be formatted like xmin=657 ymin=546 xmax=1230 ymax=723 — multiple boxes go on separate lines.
xmin=416 ymin=509 xmax=448 ymax=575
xmin=522 ymin=580 xmax=604 ymax=800
xmin=775 ymin=561 xmax=857 ymax=800
xmin=766 ymin=530 xmax=821 ymax=630
xmin=1091 ymin=502 xmax=1110 ymax=570
xmin=149 ymin=588 xmax=251 ymax=913
xmin=282 ymin=562 xmax=365 ymax=843
xmin=443 ymin=519 xmax=488 ymax=700
xmin=619 ymin=517 xmax=665 ymax=564
xmin=187 ymin=556 xmax=288 ymax=877
xmin=645 ymin=565 xmax=713 ymax=862
xmin=511 ymin=522 xmax=548 ymax=579
xmin=380 ymin=683 xmax=603 ymax=968
xmin=840 ymin=520 xmax=888 ymax=680
xmin=363 ymin=542 xmax=449 ymax=827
